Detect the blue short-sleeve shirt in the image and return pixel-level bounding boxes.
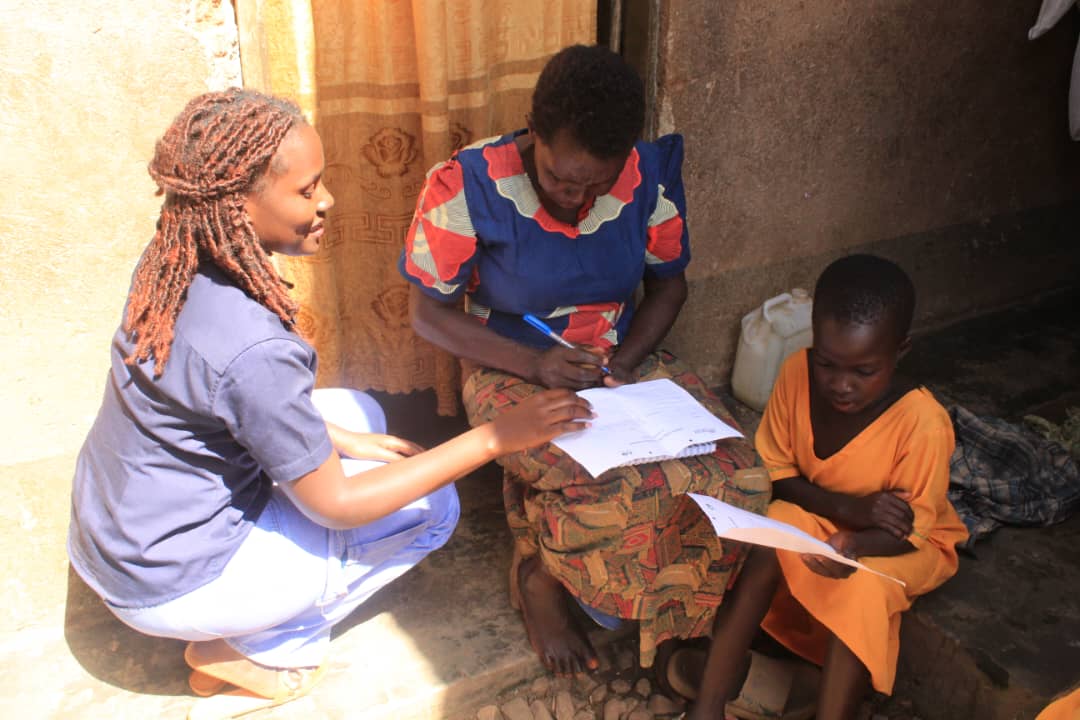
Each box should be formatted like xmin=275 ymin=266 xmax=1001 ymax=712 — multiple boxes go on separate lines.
xmin=68 ymin=265 xmax=333 ymax=608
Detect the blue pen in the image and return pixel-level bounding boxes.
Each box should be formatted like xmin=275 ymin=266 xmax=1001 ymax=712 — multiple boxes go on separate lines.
xmin=523 ymin=313 xmax=613 ymax=375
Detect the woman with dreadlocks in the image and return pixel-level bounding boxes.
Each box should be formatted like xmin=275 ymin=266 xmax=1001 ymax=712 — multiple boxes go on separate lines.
xmin=67 ymin=88 xmax=592 ymax=719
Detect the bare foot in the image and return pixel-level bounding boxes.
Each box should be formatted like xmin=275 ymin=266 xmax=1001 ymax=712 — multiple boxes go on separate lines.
xmin=515 ymin=554 xmax=599 ymax=676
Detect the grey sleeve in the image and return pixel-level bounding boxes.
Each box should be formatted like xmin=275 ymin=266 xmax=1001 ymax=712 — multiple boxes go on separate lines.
xmin=212 ymin=338 xmax=334 ymax=484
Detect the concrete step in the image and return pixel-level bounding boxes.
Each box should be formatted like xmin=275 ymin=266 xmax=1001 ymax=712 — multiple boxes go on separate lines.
xmin=892 ymin=287 xmax=1080 ymax=720
xmin=898 ymin=514 xmax=1080 ymax=720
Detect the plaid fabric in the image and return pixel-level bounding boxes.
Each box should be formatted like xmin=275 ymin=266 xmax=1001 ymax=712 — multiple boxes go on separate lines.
xmin=948 ymin=405 xmax=1080 ymax=548
xmin=463 ymin=351 xmax=770 ymax=666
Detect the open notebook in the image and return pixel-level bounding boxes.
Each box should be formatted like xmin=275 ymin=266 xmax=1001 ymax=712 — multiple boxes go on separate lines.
xmin=687 ymin=493 xmax=905 ymax=585
xmin=551 ymin=378 xmax=743 ymax=478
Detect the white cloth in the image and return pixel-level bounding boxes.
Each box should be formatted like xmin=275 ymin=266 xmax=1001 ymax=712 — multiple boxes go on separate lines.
xmin=1029 ymin=0 xmax=1080 ymax=139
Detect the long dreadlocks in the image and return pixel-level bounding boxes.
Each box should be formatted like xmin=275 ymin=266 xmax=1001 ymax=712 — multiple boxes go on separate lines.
xmin=124 ymin=88 xmax=304 ymax=375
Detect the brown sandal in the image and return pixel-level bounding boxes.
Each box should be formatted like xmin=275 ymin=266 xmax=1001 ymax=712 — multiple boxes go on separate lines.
xmin=186 ymin=683 xmax=324 ymax=720
xmin=725 ymin=650 xmax=819 ymax=720
xmin=188 ymin=669 xmax=228 ymax=697
xmin=666 ymin=646 xmax=707 ymax=701
xmin=183 ymin=640 xmax=326 ymax=718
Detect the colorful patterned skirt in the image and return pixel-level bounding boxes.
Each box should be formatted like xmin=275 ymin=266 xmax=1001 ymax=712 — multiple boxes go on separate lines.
xmin=462 ymin=351 xmax=770 ymax=666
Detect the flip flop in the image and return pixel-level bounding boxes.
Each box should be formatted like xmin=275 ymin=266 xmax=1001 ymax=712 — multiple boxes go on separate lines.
xmin=188 ymin=669 xmax=228 ymax=697
xmin=186 ymin=665 xmax=327 ymax=720
xmin=665 ymin=646 xmax=707 ymax=701
xmin=725 ymin=650 xmax=819 ymax=720
xmin=184 ymin=641 xmax=326 ymax=718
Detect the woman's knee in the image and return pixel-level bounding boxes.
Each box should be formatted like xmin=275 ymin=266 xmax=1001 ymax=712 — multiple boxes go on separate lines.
xmin=425 ymin=484 xmax=461 ymax=546
xmin=311 ymin=388 xmax=387 ymax=434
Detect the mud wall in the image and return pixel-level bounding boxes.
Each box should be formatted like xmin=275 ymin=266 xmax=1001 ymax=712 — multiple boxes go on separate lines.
xmin=0 ymin=0 xmax=241 ymax=466
xmin=654 ymin=2 xmax=1080 ymax=381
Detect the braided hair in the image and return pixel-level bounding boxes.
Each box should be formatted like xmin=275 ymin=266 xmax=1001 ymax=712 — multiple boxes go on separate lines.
xmin=124 ymin=88 xmax=304 ymax=375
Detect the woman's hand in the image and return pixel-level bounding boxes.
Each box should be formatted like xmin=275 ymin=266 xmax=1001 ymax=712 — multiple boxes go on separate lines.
xmin=601 ymin=352 xmax=636 ymax=388
xmin=331 ymin=428 xmax=425 ymax=463
xmin=529 ymin=345 xmax=610 ymax=390
xmin=837 ymin=490 xmax=914 ymax=538
xmin=489 ymin=388 xmax=593 ymax=455
xmin=800 ymin=530 xmax=859 ymax=579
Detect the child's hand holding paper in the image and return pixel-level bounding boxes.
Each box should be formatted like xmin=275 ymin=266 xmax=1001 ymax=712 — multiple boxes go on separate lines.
xmin=687 ymin=493 xmax=905 ymax=586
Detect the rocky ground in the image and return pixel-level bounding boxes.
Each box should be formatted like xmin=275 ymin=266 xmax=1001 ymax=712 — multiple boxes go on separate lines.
xmin=470 ymin=633 xmax=924 ymax=720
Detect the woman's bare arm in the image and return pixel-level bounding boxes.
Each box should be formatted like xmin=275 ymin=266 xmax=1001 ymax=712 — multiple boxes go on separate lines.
xmin=606 ymin=272 xmax=687 ymax=380
xmin=286 ymin=389 xmax=593 ymax=529
xmin=409 ymin=286 xmax=608 ymax=389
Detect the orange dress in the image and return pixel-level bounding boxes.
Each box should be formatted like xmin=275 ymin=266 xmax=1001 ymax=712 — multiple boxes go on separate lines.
xmin=755 ymin=351 xmax=969 ymax=693
xmin=1037 ymin=688 xmax=1080 ymax=720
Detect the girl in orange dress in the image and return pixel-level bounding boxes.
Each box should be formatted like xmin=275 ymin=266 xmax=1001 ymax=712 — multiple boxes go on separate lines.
xmin=688 ymin=255 xmax=968 ymax=720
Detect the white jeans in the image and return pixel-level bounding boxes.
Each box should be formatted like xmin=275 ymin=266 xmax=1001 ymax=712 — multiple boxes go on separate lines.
xmin=108 ymin=388 xmax=460 ymax=669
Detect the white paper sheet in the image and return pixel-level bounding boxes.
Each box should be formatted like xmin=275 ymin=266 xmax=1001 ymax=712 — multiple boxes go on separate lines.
xmin=688 ymin=493 xmax=905 ymax=586
xmin=551 ymin=379 xmax=743 ymax=477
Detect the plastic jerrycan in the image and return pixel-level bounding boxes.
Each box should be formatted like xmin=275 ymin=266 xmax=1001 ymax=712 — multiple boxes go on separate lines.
xmin=731 ymin=289 xmax=813 ymax=411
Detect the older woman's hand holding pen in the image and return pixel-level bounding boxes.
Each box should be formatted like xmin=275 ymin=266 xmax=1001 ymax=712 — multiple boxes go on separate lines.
xmin=524 ymin=314 xmax=618 ymax=390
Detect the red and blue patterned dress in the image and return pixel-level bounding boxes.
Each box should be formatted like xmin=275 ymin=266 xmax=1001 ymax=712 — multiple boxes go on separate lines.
xmin=399 ymin=131 xmax=767 ymax=666
xmin=399 ymin=130 xmax=689 ymax=350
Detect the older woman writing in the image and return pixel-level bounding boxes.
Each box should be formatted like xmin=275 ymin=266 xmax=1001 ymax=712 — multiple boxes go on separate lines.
xmin=400 ymin=44 xmax=768 ymax=680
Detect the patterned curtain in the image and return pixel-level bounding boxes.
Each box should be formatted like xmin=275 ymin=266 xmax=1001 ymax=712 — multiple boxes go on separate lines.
xmin=235 ymin=1 xmax=597 ymax=414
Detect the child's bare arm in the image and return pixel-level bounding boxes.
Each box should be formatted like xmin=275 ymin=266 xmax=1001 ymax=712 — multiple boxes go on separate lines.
xmin=836 ymin=528 xmax=915 ymax=558
xmin=773 ymin=476 xmax=914 ymax=538
xmin=802 ymin=527 xmax=916 ymax=579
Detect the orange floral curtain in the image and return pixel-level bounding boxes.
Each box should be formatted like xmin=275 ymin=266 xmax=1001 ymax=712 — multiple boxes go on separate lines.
xmin=235 ymin=1 xmax=596 ymax=414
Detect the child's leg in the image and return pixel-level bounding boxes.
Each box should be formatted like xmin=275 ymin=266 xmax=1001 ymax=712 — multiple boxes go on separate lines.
xmin=815 ymin=634 xmax=870 ymax=720
xmin=689 ymin=545 xmax=782 ymax=720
